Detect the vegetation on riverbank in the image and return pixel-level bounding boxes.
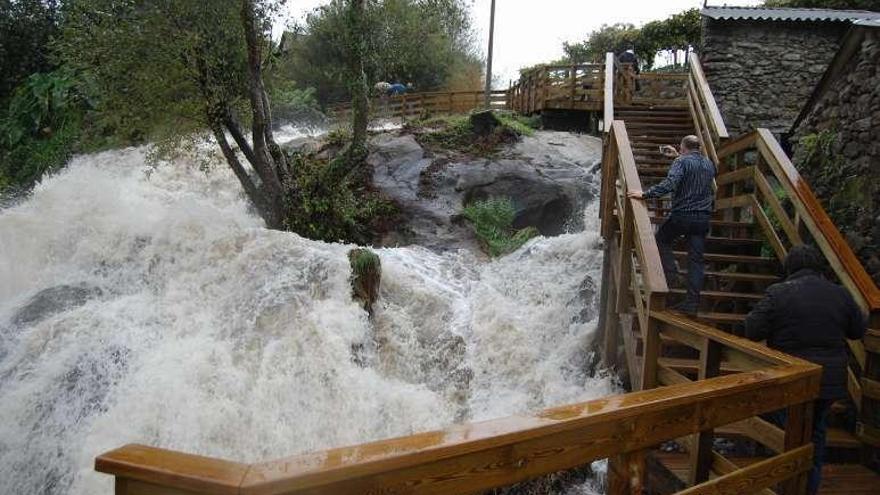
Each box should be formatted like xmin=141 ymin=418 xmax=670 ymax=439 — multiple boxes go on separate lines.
xmin=463 ymin=197 xmax=539 ymax=257
xmin=406 ymin=111 xmax=540 ymax=157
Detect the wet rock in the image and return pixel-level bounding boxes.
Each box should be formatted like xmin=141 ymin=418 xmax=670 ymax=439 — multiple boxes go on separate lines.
xmin=369 ymin=130 xmax=602 ymax=252
xmin=12 ymin=284 xmax=102 ymax=327
xmin=470 ymin=110 xmax=500 ymax=136
xmin=349 ymin=248 xmax=381 ymax=316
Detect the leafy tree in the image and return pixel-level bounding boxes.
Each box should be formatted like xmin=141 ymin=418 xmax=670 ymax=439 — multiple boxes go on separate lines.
xmin=280 ymin=0 xmax=480 ymax=103
xmin=55 ymin=0 xmax=376 ymax=235
xmin=0 ymin=0 xmax=61 ymax=100
xmin=562 ymin=9 xmax=701 ymax=70
xmin=764 ymin=0 xmax=880 ymax=11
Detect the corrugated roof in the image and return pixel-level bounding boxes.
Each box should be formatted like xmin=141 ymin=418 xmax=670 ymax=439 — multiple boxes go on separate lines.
xmin=702 ymin=6 xmax=880 ymax=23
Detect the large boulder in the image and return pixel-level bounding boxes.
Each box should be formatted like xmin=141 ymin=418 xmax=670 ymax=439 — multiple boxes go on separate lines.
xmin=12 ymin=284 xmax=102 ymax=327
xmin=368 ymin=130 xmax=602 ymax=252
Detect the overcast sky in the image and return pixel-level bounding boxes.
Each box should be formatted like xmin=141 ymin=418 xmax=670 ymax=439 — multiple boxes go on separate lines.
xmin=280 ymin=0 xmax=763 ymax=87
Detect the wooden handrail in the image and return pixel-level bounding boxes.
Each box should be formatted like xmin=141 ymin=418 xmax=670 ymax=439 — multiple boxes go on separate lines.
xmin=603 ymin=52 xmax=614 ymax=133
xmin=688 ymin=53 xmax=728 ymax=142
xmin=610 ymin=120 xmax=668 ymax=296
xmin=97 ymin=345 xmax=819 ymax=494
xmin=717 ymin=129 xmax=880 ymax=313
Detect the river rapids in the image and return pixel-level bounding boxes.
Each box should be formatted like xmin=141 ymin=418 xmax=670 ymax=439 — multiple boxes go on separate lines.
xmin=0 ymin=134 xmax=615 ymax=494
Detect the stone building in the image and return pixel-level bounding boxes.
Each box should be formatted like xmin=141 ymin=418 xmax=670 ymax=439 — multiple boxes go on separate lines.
xmin=700 ymin=6 xmax=880 ymax=137
xmin=790 ymin=20 xmax=880 ymax=285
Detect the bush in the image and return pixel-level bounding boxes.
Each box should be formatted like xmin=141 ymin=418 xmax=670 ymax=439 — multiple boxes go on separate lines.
xmin=0 ymin=71 xmax=85 ymax=191
xmin=462 ymin=197 xmax=539 ymax=257
xmin=283 ymin=153 xmax=397 ymax=244
xmin=411 ymin=111 xmax=535 ymax=156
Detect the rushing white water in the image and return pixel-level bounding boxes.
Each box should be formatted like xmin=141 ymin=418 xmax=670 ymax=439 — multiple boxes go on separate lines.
xmin=0 ymin=140 xmax=615 ymax=494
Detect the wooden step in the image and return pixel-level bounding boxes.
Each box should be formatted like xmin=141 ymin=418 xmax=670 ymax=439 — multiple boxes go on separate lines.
xmin=674 ymin=251 xmax=777 ymax=265
xmin=693 ymin=311 xmax=747 ymax=324
xmin=683 ymin=270 xmax=779 ymax=284
xmin=827 ymin=427 xmax=861 ymax=449
xmin=669 ymin=288 xmax=764 ymax=301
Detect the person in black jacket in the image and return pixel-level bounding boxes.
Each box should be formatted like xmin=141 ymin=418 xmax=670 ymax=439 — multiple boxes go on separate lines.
xmin=745 ymin=245 xmax=866 ymax=495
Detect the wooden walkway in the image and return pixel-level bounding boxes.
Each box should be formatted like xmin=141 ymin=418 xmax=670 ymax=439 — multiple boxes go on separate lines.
xmin=655 ymin=452 xmax=880 ymax=494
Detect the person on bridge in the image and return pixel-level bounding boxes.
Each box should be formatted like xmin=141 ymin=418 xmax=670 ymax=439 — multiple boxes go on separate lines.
xmin=745 ymin=245 xmax=866 ymax=495
xmin=628 ymin=135 xmax=715 ymax=314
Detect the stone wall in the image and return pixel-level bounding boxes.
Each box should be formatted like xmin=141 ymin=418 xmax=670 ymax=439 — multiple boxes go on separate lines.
xmin=792 ymin=30 xmax=880 ymax=285
xmin=701 ymin=18 xmax=847 ymax=137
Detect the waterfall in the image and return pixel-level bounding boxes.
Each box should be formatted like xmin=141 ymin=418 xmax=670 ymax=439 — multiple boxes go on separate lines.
xmin=0 ymin=139 xmax=614 ymax=494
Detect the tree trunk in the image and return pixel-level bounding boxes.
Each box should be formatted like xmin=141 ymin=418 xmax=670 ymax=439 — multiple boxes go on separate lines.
xmin=347 ymin=0 xmax=369 ymax=164
xmin=240 ymin=0 xmax=286 ymax=205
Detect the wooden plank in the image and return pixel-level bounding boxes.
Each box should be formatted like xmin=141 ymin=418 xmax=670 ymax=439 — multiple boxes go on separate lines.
xmin=95 ymin=444 xmax=248 ymax=495
xmin=849 ymin=339 xmax=867 ymax=370
xmin=116 ymin=479 xmax=201 ymax=495
xmin=862 ymin=377 xmax=880 ymax=400
xmin=604 ymin=52 xmax=614 ymax=132
xmin=756 ymin=128 xmax=880 ymax=312
xmin=690 ymin=339 xmax=722 ymax=484
xmin=751 ymin=194 xmax=788 ymax=261
xmin=608 ymin=449 xmax=647 ymax=495
xmin=863 ymin=328 xmax=880 ymax=353
xmin=677 ymin=445 xmax=811 ymax=495
xmin=781 ymin=402 xmax=813 ymax=495
xmin=686 ymin=81 xmax=719 ymax=165
xmin=688 ymin=53 xmax=729 ymax=140
xmin=753 ymin=171 xmax=803 ymax=246
xmin=709 ymin=453 xmax=777 ymax=495
xmin=849 ymin=367 xmax=863 ymax=412
xmin=658 ymin=364 xmax=692 ymax=386
xmin=716 ymin=166 xmax=755 ymax=187
xmin=717 ymin=417 xmax=785 ymax=454
xmin=236 ymin=367 xmax=820 ymax=495
xmin=715 ymin=194 xmax=753 ymax=211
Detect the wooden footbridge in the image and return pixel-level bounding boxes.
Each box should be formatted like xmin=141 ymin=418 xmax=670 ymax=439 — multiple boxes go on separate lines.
xmin=96 ymin=54 xmax=880 ymax=494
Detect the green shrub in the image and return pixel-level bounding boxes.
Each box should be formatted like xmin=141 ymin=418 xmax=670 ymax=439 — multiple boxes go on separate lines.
xmin=283 ymin=153 xmax=397 ymax=244
xmin=462 ymin=197 xmax=539 ymax=257
xmin=348 ymin=248 xmax=382 ymax=315
xmin=412 ymin=111 xmax=534 ymax=156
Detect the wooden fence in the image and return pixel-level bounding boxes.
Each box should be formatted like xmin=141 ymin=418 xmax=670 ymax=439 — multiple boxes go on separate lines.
xmin=716 ymin=129 xmax=880 ymax=450
xmin=327 ymin=90 xmax=509 ymax=121
xmin=508 ymin=63 xmax=605 ymax=114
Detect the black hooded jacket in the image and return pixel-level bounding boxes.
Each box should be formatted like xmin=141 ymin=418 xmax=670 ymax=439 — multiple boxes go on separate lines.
xmin=745 ymin=268 xmax=866 ymax=399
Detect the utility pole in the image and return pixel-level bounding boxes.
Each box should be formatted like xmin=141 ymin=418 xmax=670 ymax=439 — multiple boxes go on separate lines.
xmin=484 ymin=0 xmax=496 ymax=108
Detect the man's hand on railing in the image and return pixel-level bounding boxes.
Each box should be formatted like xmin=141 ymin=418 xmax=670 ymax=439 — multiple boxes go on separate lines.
xmin=627 ymin=190 xmax=645 ymax=199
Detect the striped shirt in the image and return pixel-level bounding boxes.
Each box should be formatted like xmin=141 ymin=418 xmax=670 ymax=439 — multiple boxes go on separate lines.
xmin=643 ymin=151 xmax=716 ymax=214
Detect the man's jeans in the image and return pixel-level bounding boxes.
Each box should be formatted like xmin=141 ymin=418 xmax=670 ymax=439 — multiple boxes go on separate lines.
xmin=765 ymin=399 xmax=831 ymax=495
xmin=655 ymin=212 xmax=711 ymax=309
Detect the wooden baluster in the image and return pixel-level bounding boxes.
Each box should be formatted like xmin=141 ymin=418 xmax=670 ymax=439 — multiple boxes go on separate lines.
xmin=689 ymin=338 xmax=722 ymax=485
xmin=608 ymin=449 xmax=647 ymax=495
xmin=616 ymin=199 xmax=634 ymax=314
xmin=780 ymin=401 xmax=814 ymax=495
xmin=639 ymin=295 xmax=665 ymax=391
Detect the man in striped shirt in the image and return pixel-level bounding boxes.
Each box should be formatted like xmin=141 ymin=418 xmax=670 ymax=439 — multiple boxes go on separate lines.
xmin=628 ymin=135 xmax=716 ymax=314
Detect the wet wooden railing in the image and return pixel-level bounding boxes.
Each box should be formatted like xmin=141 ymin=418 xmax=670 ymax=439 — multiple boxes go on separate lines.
xmin=327 ymin=89 xmax=510 ymax=121
xmin=508 ymin=63 xmax=605 ymax=114
xmin=717 ymin=129 xmax=880 ymax=450
xmin=686 ymin=54 xmax=729 ymax=165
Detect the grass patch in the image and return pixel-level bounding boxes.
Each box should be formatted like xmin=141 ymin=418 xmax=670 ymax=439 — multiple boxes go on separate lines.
xmin=407 ymin=111 xmax=539 ymax=157
xmin=462 ymin=197 xmax=539 ymax=257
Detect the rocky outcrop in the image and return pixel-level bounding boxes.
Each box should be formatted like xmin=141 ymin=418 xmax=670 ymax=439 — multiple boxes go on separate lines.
xmin=12 ymin=284 xmax=102 ymax=327
xmin=368 ymin=131 xmax=602 ymax=253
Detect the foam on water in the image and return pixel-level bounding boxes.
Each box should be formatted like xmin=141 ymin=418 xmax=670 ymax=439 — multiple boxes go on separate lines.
xmin=0 ymin=139 xmax=614 ymax=494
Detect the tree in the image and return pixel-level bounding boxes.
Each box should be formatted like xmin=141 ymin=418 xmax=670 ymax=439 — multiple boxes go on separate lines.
xmin=280 ymin=0 xmax=480 ymax=103
xmin=764 ymin=0 xmax=880 ymax=11
xmin=56 ymin=0 xmax=387 ymax=240
xmin=561 ymin=9 xmax=702 ymax=70
xmin=0 ymin=0 xmax=61 ymax=100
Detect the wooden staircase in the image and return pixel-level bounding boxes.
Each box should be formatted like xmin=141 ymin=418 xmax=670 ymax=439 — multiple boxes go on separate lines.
xmin=600 ymin=53 xmax=880 ymax=492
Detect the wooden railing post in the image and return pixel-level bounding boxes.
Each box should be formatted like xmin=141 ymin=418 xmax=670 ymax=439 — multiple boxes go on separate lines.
xmin=689 ymin=339 xmax=722 ymax=485
xmin=781 ymin=401 xmax=814 ymax=495
xmin=608 ymin=449 xmax=647 ymax=495
xmin=604 ymin=52 xmax=615 ymax=132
